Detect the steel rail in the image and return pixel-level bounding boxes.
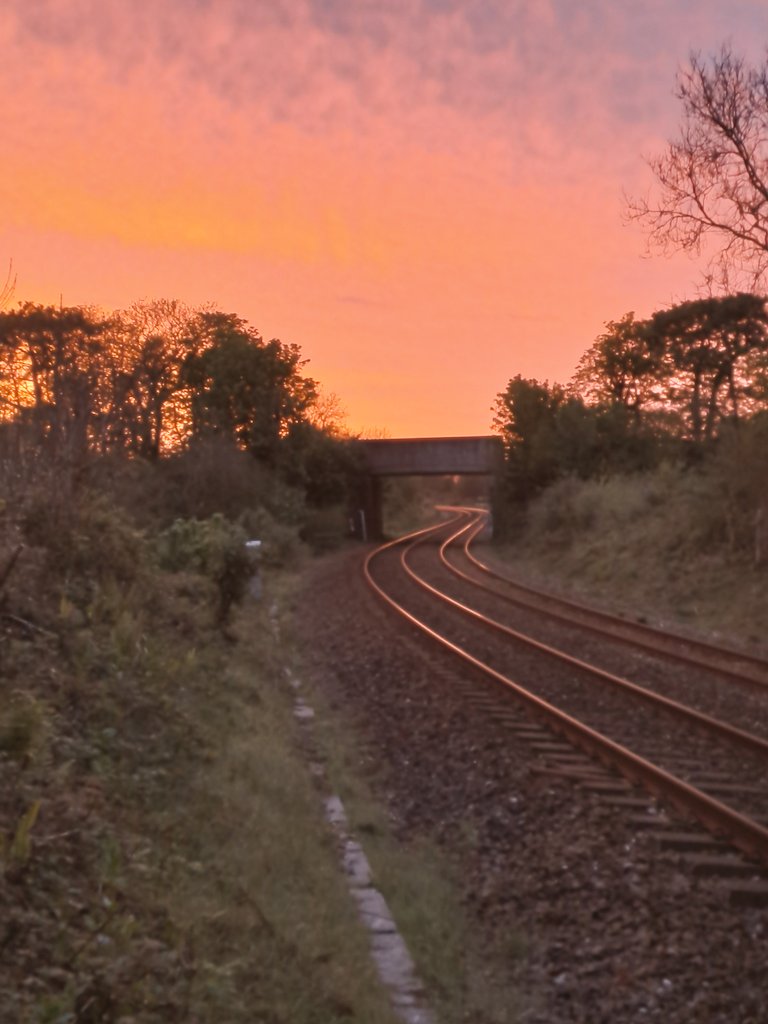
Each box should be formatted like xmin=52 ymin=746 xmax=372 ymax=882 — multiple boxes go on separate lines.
xmin=364 ymin=518 xmax=768 ymax=867
xmin=399 ymin=518 xmax=768 ymax=761
xmin=451 ymin=513 xmax=768 ymax=694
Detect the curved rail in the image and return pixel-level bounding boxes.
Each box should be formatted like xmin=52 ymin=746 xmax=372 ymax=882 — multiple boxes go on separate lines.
xmin=419 ymin=522 xmax=768 ymax=761
xmin=364 ymin=511 xmax=768 ymax=867
xmin=455 ymin=515 xmax=768 ymax=694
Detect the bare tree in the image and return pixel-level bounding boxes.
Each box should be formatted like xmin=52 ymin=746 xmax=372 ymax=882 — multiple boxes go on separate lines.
xmin=628 ymin=47 xmax=768 ymax=288
xmin=307 ymin=388 xmax=348 ymax=435
xmin=0 ymin=260 xmax=16 ymax=309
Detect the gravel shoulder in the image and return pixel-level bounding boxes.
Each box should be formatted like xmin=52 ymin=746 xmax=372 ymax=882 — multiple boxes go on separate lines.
xmin=294 ymin=544 xmax=767 ymax=1024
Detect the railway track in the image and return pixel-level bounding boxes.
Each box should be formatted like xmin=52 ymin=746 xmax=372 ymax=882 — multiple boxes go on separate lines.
xmin=364 ymin=508 xmax=768 ymax=887
xmin=456 ymin=515 xmax=768 ymax=694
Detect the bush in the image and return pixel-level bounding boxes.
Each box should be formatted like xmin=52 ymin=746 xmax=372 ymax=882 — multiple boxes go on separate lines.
xmin=156 ymin=514 xmax=252 ymax=624
xmin=161 ymin=437 xmax=271 ymax=522
xmin=238 ymin=505 xmax=304 ymax=566
xmin=524 ymin=462 xmax=729 ymax=561
xmin=299 ymin=505 xmax=349 ymax=552
xmin=21 ymin=490 xmax=145 ymax=586
xmin=709 ymin=415 xmax=768 ymax=559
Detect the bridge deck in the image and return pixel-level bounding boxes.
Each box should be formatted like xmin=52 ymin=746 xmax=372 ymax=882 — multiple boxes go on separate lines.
xmin=359 ymin=435 xmax=503 ymax=476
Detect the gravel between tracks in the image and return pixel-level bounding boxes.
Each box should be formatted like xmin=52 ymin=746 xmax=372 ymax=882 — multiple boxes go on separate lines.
xmin=295 ymin=546 xmax=767 ymax=1024
xmin=401 ymin=542 xmax=768 ymax=822
xmin=441 ymin=543 xmax=768 ymax=746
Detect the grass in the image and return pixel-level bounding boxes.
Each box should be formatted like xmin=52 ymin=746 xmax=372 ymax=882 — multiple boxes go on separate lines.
xmin=492 ymin=467 xmax=768 ymax=650
xmin=0 ymin=512 xmax=401 ymax=1022
xmin=289 ymin=607 xmax=527 ymax=1024
xmin=149 ymin=612 xmax=400 ymax=1024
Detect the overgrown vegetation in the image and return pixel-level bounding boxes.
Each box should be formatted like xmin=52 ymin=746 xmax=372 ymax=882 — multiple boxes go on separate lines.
xmin=492 ymin=459 xmax=768 ymax=648
xmin=494 ymin=295 xmax=768 ymax=499
xmin=0 ymin=442 xmax=409 ymax=1022
xmin=492 ymin=297 xmax=768 ymax=569
xmin=492 ymin=303 xmax=768 ymax=640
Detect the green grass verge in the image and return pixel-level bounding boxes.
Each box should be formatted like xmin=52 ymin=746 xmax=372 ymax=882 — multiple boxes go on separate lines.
xmin=148 ymin=601 xmax=401 ymax=1024
xmin=276 ymin=583 xmax=525 ymax=1024
xmin=1 ymin=561 xmax=402 ymax=1024
xmin=492 ymin=470 xmax=768 ymax=649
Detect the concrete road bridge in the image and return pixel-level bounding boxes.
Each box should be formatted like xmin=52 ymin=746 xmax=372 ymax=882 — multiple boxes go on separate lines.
xmin=354 ymin=435 xmax=504 ymax=540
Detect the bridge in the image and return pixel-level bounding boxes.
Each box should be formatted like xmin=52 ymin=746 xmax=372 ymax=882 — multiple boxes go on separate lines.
xmin=354 ymin=435 xmax=504 ymax=539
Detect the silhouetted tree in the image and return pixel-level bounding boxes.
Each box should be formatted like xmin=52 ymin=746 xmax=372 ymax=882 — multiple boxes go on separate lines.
xmin=277 ymin=421 xmax=363 ymax=507
xmin=494 ymin=372 xmax=671 ymax=505
xmin=179 ymin=312 xmax=317 ymax=462
xmin=104 ymin=299 xmax=199 ymax=458
xmin=492 ymin=376 xmax=566 ymax=502
xmin=571 ymin=313 xmax=658 ymax=415
xmin=645 ymin=293 xmax=768 ymax=441
xmin=629 ymin=47 xmax=768 ymax=288
xmin=0 ymin=303 xmax=109 ymax=461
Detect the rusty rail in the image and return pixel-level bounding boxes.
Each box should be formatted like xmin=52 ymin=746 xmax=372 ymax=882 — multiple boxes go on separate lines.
xmin=364 ymin=511 xmax=768 ymax=867
xmin=455 ymin=513 xmax=768 ymax=694
xmin=400 ymin=520 xmax=768 ymax=762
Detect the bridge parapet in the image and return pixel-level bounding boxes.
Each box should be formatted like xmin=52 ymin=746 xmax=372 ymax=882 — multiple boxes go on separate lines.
xmin=360 ymin=435 xmax=503 ymax=477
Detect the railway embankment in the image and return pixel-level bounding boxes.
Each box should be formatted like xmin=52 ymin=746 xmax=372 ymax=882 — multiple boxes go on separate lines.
xmin=490 ymin=469 xmax=768 ymax=652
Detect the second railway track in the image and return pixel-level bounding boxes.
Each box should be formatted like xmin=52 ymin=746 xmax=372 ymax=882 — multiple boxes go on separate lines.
xmin=455 ymin=516 xmax=768 ymax=693
xmin=364 ymin=507 xmax=768 ymax=881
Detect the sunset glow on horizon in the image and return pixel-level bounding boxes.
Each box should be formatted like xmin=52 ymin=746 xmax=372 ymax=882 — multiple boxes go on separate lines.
xmin=4 ymin=1 xmax=768 ymax=437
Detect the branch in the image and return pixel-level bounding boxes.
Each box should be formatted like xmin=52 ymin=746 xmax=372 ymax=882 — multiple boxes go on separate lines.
xmin=0 ymin=545 xmax=23 ymax=595
xmin=0 ymin=259 xmax=16 ymax=309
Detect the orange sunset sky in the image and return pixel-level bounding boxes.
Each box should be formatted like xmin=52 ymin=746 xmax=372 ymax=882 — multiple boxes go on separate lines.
xmin=3 ymin=1 xmax=768 ymax=436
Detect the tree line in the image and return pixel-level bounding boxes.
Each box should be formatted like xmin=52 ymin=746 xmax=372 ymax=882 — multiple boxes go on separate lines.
xmin=0 ymin=299 xmax=359 ymax=508
xmin=493 ymin=292 xmax=768 ymax=504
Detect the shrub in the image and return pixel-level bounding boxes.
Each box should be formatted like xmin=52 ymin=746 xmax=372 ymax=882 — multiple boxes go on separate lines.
xmin=299 ymin=505 xmax=349 ymax=552
xmin=156 ymin=514 xmax=252 ymax=624
xmin=524 ymin=462 xmax=730 ymax=561
xmin=238 ymin=505 xmax=304 ymax=566
xmin=21 ymin=490 xmax=145 ymax=586
xmin=161 ymin=437 xmax=271 ymax=522
xmin=709 ymin=415 xmax=768 ymax=559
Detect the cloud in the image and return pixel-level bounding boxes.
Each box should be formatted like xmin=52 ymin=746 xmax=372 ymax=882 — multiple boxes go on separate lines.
xmin=0 ymin=0 xmax=728 ymax=184
xmin=5 ymin=0 xmax=768 ymax=259
xmin=8 ymin=0 xmax=768 ymax=436
xmin=1 ymin=1 xmax=664 ymax=145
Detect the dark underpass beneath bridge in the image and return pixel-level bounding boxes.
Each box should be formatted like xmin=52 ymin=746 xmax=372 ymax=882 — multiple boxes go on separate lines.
xmin=353 ymin=435 xmax=504 ymax=540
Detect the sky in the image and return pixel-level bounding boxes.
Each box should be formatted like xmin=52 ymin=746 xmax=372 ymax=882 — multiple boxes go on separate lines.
xmin=3 ymin=1 xmax=768 ymax=437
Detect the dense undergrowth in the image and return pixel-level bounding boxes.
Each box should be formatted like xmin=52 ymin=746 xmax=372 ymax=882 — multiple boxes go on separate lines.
xmin=0 ymin=447 xmax=399 ymax=1024
xmin=493 ymin=459 xmax=768 ymax=649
